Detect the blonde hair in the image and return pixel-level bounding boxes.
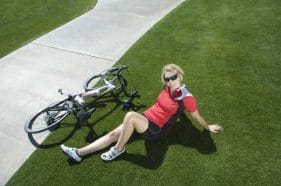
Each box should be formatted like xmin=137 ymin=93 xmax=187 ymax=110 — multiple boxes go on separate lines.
xmin=161 ymin=64 xmax=184 ymax=84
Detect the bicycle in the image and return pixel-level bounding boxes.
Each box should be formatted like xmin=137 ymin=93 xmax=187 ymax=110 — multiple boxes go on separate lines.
xmin=24 ymin=65 xmax=138 ymax=134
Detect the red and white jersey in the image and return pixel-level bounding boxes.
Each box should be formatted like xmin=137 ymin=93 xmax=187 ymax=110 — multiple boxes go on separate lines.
xmin=144 ymin=85 xmax=197 ymax=128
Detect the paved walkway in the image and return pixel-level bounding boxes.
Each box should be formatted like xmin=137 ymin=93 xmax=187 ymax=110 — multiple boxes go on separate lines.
xmin=0 ymin=0 xmax=184 ymax=185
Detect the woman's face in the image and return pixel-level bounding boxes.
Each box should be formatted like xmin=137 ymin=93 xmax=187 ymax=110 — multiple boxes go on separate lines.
xmin=164 ymin=70 xmax=181 ymax=90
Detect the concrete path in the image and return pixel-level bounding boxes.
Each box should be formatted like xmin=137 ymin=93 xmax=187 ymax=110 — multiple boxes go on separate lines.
xmin=0 ymin=0 xmax=184 ymax=185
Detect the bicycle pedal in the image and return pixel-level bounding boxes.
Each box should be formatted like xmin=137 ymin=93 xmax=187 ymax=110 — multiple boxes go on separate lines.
xmin=121 ymin=101 xmax=132 ymax=111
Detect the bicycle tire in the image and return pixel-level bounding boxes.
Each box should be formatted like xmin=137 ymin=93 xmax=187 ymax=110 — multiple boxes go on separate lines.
xmin=24 ymin=99 xmax=71 ymax=134
xmin=83 ymin=73 xmax=127 ymax=95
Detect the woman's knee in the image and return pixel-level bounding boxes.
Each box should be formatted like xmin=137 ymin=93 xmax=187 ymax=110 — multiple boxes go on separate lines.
xmin=123 ymin=112 xmax=148 ymax=133
xmin=123 ymin=111 xmax=138 ymax=123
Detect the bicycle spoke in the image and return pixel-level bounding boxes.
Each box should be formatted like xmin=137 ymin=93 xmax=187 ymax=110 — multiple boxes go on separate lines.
xmin=26 ymin=108 xmax=70 ymax=133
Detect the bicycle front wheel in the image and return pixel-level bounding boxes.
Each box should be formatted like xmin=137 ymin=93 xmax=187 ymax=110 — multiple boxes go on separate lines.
xmin=24 ymin=100 xmax=71 ymax=134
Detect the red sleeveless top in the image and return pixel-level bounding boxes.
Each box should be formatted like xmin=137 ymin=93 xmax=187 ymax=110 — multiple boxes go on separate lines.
xmin=144 ymin=85 xmax=197 ymax=128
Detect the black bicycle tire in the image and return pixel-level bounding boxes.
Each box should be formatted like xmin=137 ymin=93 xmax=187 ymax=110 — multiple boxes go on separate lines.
xmin=83 ymin=74 xmax=127 ymax=95
xmin=24 ymin=99 xmax=71 ymax=134
xmin=83 ymin=74 xmax=101 ymax=91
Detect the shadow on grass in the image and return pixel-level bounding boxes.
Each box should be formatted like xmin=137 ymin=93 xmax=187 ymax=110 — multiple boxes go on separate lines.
xmin=63 ymin=114 xmax=216 ymax=168
xmin=122 ymin=114 xmax=217 ymax=170
xmin=27 ymin=93 xmax=145 ymax=148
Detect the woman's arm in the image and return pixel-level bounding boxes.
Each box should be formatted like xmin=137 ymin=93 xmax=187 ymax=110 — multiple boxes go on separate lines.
xmin=189 ymin=110 xmax=223 ymax=133
xmin=182 ymin=95 xmax=222 ymax=133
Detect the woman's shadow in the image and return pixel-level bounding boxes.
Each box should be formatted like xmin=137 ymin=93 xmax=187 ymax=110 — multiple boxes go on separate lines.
xmin=122 ymin=114 xmax=217 ymax=169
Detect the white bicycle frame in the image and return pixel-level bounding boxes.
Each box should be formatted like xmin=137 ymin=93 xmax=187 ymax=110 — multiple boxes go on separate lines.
xmin=81 ymin=78 xmax=116 ymax=98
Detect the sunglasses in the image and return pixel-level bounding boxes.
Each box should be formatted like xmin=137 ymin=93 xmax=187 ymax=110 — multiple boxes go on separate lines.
xmin=164 ymin=74 xmax=178 ymax=82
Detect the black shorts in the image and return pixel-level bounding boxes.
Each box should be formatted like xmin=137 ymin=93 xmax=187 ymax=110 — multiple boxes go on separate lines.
xmin=140 ymin=114 xmax=163 ymax=140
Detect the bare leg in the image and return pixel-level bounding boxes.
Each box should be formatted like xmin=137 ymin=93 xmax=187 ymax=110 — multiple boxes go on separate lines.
xmin=77 ymin=112 xmax=148 ymax=156
xmin=77 ymin=124 xmax=123 ymax=156
xmin=115 ymin=111 xmax=149 ymax=151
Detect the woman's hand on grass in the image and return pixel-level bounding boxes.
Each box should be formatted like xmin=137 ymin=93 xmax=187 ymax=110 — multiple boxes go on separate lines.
xmin=208 ymin=124 xmax=223 ymax=133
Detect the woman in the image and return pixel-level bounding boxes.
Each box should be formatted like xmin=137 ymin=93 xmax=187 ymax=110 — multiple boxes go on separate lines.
xmin=61 ymin=64 xmax=223 ymax=162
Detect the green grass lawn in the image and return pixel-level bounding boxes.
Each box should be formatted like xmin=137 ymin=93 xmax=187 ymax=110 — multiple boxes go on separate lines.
xmin=7 ymin=0 xmax=281 ymax=185
xmin=0 ymin=0 xmax=97 ymax=58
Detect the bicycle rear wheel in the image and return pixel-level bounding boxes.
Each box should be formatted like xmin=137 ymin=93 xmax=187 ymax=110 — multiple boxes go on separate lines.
xmin=25 ymin=100 xmax=71 ymax=134
xmin=84 ymin=73 xmax=127 ymax=95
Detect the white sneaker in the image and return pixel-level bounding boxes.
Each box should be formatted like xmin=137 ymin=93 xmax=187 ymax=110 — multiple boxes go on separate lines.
xmin=101 ymin=146 xmax=125 ymax=161
xmin=61 ymin=144 xmax=82 ymax=162
xmin=74 ymin=95 xmax=85 ymax=105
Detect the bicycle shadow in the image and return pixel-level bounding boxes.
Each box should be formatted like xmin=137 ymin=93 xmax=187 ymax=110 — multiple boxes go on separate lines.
xmin=27 ymin=93 xmax=145 ymax=148
xmin=83 ymin=93 xmax=145 ymax=143
xmin=121 ymin=114 xmax=217 ymax=169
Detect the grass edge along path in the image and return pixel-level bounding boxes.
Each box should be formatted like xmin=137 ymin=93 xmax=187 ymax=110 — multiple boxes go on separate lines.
xmin=0 ymin=0 xmax=97 ymax=58
xmin=8 ymin=0 xmax=281 ymax=185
